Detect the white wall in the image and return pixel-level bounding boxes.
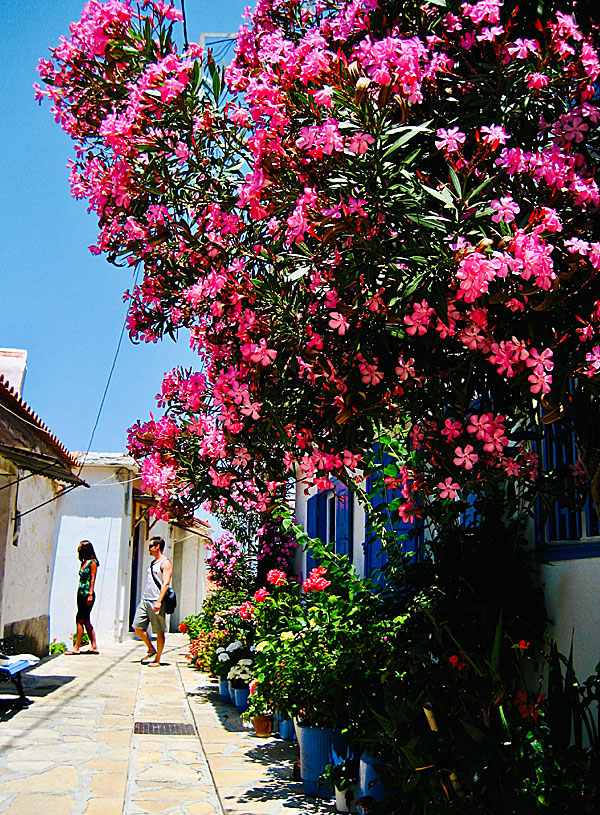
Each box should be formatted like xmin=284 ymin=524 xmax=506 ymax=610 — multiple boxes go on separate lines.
xmin=0 ymin=466 xmax=57 ymax=651
xmin=540 ymin=558 xmax=600 ymax=682
xmin=169 ymin=525 xmax=209 ymax=631
xmin=51 ymin=465 xmax=131 ymax=645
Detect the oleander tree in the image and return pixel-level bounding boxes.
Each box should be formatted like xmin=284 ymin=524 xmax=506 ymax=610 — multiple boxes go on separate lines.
xmin=37 ymin=0 xmax=600 ymax=536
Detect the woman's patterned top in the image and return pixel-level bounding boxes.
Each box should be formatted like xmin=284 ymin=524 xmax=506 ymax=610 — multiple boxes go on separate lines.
xmin=78 ymin=559 xmax=98 ymax=595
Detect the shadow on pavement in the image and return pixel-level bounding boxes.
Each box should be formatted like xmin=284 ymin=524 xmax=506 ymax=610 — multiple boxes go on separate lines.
xmin=0 ymin=673 xmax=75 ymax=719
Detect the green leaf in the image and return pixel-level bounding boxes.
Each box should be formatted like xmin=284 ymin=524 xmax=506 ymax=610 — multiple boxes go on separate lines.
xmin=381 ymin=121 xmax=433 ymax=160
xmin=421 ymin=183 xmax=455 ymax=209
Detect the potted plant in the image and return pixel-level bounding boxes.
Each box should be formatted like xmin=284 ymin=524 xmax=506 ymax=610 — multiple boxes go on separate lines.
xmin=242 ymin=679 xmax=275 ymax=737
xmin=321 ymin=756 xmax=360 ymax=813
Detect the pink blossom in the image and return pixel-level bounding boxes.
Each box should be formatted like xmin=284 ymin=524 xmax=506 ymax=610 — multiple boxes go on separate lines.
xmin=239 ymin=601 xmax=254 ymax=619
xmin=525 ymin=73 xmax=549 ymax=89
xmin=453 ymin=445 xmax=479 ymax=470
xmin=480 ymin=125 xmax=510 ymax=148
xmin=564 ymin=237 xmax=590 ymax=256
xmin=490 ymin=196 xmax=520 ymax=223
xmin=435 ymin=127 xmax=466 ymax=154
xmin=347 ymin=132 xmax=375 ymax=155
xmin=586 ymin=346 xmax=600 ymax=373
xmin=404 ymin=300 xmax=435 ymax=335
xmin=329 ymin=311 xmax=349 ymax=334
xmin=438 ymin=477 xmax=460 ymax=499
xmin=442 ymin=419 xmax=462 ymax=441
xmin=527 ymin=369 xmax=552 ymax=394
xmin=395 ymin=356 xmax=416 ymax=381
xmin=507 ymin=38 xmax=539 ymax=59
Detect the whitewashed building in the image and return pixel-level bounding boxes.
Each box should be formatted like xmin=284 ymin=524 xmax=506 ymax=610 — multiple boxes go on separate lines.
xmin=0 ymin=356 xmax=84 ymax=656
xmin=50 ymin=452 xmax=211 ymax=647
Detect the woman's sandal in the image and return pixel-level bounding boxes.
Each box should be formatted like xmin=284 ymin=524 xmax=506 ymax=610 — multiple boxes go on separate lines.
xmin=64 ymin=650 xmax=80 ymax=655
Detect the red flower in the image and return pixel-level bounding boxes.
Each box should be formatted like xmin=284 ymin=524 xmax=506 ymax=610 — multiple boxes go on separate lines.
xmin=253 ymin=587 xmax=270 ymax=602
xmin=178 ymin=622 xmax=188 ymax=634
xmin=267 ymin=569 xmax=287 ymax=586
xmin=515 ymin=690 xmax=546 ymax=723
xmin=239 ymin=601 xmax=254 ymax=619
xmin=303 ymin=575 xmax=331 ymax=592
xmin=449 ymin=652 xmax=468 ymax=671
xmin=518 ymin=640 xmax=530 ymax=650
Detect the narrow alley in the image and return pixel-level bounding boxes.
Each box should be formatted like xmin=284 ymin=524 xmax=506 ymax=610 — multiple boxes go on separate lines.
xmin=0 ymin=635 xmax=331 ymax=815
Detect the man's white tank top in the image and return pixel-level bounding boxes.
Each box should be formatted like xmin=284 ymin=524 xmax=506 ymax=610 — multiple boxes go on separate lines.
xmin=142 ymin=557 xmax=166 ymax=602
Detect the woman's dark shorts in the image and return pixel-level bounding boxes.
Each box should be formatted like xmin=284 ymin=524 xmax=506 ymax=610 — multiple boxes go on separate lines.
xmin=76 ymin=592 xmax=95 ymax=621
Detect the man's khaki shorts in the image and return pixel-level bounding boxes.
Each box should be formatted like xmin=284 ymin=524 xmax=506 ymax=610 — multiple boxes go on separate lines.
xmin=132 ymin=599 xmax=167 ymax=634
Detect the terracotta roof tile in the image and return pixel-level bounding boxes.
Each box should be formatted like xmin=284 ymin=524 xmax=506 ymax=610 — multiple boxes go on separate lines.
xmin=0 ymin=374 xmax=79 ymax=470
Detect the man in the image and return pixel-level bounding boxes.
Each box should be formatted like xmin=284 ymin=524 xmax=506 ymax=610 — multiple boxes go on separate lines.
xmin=132 ymin=536 xmax=173 ymax=666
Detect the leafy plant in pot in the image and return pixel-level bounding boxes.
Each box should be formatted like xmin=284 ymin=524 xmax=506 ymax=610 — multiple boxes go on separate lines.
xmin=321 ymin=756 xmax=360 ymax=813
xmin=242 ymin=682 xmax=275 ymax=737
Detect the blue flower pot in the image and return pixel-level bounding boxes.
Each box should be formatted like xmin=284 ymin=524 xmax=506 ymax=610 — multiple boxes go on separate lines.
xmin=218 ymin=679 xmax=229 ymax=701
xmin=358 ymin=752 xmax=385 ymax=802
xmin=279 ymin=718 xmax=296 ymax=741
xmin=227 ymin=680 xmax=235 ymax=703
xmin=295 ymin=722 xmax=349 ymax=799
xmin=234 ymin=687 xmax=250 ymax=713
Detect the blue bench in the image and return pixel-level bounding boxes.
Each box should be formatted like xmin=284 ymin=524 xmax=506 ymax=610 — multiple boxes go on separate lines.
xmin=0 ymin=658 xmax=32 ymax=706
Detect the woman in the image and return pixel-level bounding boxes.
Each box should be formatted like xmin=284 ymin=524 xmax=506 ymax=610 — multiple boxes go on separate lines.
xmin=66 ymin=540 xmax=99 ymax=654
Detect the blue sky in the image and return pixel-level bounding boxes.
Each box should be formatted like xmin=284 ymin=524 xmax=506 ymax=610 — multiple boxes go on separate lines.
xmin=1 ymin=0 xmax=247 ymax=461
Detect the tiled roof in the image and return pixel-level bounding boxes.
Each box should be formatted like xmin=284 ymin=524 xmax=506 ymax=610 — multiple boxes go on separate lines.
xmin=0 ymin=374 xmax=79 ymax=471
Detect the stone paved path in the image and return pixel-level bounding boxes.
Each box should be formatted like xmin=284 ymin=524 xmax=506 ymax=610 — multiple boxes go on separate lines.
xmin=0 ymin=635 xmax=333 ymax=815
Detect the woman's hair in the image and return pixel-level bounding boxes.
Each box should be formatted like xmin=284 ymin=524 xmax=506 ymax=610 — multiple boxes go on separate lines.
xmin=78 ymin=540 xmax=98 ymax=564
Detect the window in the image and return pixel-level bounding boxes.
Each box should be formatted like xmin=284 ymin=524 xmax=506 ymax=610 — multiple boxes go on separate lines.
xmin=536 ymin=422 xmax=600 ymax=560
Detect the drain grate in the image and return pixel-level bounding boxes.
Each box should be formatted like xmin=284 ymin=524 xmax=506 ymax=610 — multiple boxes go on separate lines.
xmin=134 ymin=721 xmax=196 ymax=736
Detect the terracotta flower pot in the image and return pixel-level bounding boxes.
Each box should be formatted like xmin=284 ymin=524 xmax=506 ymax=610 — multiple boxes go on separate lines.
xmin=253 ymin=714 xmax=274 ymax=737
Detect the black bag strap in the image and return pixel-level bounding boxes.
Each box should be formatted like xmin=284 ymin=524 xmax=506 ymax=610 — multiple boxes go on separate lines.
xmin=150 ymin=559 xmax=164 ymax=591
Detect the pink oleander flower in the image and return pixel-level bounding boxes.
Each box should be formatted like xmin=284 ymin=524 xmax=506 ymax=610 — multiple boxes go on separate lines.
xmin=453 ymin=445 xmax=478 ymax=470
xmin=395 ymin=356 xmax=416 ymax=381
xmin=527 ymin=369 xmax=552 ymax=394
xmin=480 ymin=124 xmax=510 ymax=148
xmin=507 ymin=38 xmax=539 ymax=59
xmin=564 ymin=237 xmax=590 ymax=256
xmin=329 ymin=311 xmax=349 ymax=334
xmin=442 ymin=419 xmax=462 ymax=441
xmin=266 ymin=569 xmax=287 ymax=586
xmin=525 ymin=72 xmax=549 ymax=89
xmin=435 ymin=127 xmax=466 ymax=154
xmin=490 ymin=195 xmax=520 ymax=223
xmin=586 ymin=346 xmax=600 ymax=373
xmin=438 ymin=477 xmax=460 ymax=499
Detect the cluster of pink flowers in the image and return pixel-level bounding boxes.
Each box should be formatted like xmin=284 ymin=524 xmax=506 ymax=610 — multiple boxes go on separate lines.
xmin=38 ymin=0 xmax=600 ymax=527
xmin=206 ymin=533 xmax=246 ymax=588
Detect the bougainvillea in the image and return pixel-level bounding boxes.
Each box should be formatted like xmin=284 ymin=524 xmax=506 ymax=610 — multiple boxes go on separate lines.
xmin=38 ymin=0 xmax=600 ymax=532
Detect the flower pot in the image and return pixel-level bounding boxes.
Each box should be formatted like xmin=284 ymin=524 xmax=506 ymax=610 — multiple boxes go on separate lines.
xmin=335 ymin=783 xmax=359 ymax=813
xmin=279 ymin=717 xmax=296 ymax=741
xmin=358 ymin=752 xmax=385 ymax=803
xmin=234 ymin=687 xmax=250 ymax=713
xmin=253 ymin=714 xmax=273 ymax=737
xmin=218 ymin=679 xmax=229 ymax=701
xmin=295 ymin=722 xmax=350 ymax=799
xmin=227 ymin=680 xmax=235 ymax=703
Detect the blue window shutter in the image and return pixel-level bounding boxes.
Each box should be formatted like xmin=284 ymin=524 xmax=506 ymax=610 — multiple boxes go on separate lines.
xmin=334 ymin=483 xmax=352 ymax=559
xmin=306 ymin=492 xmax=327 ymax=574
xmin=364 ymin=456 xmax=424 ymax=583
